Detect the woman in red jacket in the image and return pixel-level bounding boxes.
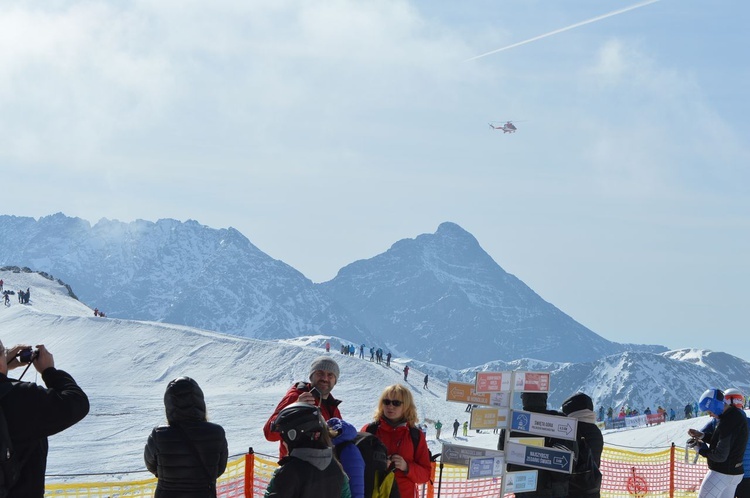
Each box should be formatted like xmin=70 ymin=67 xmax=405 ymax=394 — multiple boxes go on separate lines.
xmin=363 ymin=384 xmax=431 ymax=498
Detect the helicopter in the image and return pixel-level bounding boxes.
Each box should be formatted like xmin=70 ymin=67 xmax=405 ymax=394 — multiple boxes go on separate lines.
xmin=489 ymin=121 xmax=518 ymax=133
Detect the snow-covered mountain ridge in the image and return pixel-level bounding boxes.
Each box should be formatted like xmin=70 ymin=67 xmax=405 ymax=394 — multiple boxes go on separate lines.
xmin=0 ymin=214 xmax=666 ymax=369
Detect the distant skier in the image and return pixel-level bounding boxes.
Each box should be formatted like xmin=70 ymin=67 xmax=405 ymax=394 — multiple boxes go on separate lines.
xmin=386 ymin=351 xmax=391 ymax=366
xmin=452 ymin=419 xmax=459 ymax=438
xmin=403 ymin=365 xmax=409 ymax=381
xmin=435 ymin=420 xmax=443 ymax=439
xmin=423 ymin=374 xmax=428 ymax=390
xmin=462 ymin=421 xmax=468 ymax=437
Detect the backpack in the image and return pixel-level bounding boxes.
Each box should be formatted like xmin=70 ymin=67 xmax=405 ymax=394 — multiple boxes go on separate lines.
xmin=569 ymin=436 xmax=602 ymax=495
xmin=0 ymin=382 xmax=20 ymax=497
xmin=335 ymin=431 xmax=400 ymax=498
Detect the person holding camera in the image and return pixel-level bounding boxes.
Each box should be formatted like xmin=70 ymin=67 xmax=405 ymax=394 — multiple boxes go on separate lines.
xmin=263 ymin=356 xmax=342 ymax=458
xmin=0 ymin=341 xmax=90 ymax=497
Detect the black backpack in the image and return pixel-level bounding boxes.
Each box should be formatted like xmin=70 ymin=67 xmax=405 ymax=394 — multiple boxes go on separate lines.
xmin=569 ymin=436 xmax=602 ymax=495
xmin=335 ymin=430 xmax=400 ymax=498
xmin=0 ymin=382 xmax=20 ymax=498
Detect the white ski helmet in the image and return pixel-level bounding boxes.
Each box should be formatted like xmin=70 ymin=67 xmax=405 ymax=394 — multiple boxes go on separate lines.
xmin=724 ymin=388 xmax=745 ymax=408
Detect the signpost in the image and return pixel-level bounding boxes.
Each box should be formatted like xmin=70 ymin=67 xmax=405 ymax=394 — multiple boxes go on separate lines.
xmin=475 ymin=371 xmax=512 ymax=393
xmin=505 ymin=441 xmax=574 ymax=474
xmin=513 ymin=371 xmax=550 ymax=392
xmin=439 ymin=370 xmax=562 ymax=496
xmin=510 ymin=409 xmax=577 ymax=441
xmin=469 ymin=407 xmax=509 ymax=430
xmin=446 ymin=381 xmax=510 ymax=408
xmin=504 ymin=470 xmax=538 ymax=493
xmin=441 ymin=443 xmax=504 ymax=467
xmin=468 ymin=455 xmax=505 ymax=479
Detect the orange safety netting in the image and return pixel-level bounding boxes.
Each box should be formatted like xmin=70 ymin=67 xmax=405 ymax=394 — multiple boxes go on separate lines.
xmin=41 ymin=444 xmax=712 ymax=497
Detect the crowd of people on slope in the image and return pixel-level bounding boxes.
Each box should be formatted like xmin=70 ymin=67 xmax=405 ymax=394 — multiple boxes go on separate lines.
xmin=600 ymin=400 xmax=707 ymax=425
xmin=2 ymin=286 xmax=31 ymax=306
xmin=331 ymin=341 xmax=393 ymax=367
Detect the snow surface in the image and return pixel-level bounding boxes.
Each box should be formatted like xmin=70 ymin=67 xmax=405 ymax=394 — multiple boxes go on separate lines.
xmin=0 ymin=269 xmax=721 ymax=484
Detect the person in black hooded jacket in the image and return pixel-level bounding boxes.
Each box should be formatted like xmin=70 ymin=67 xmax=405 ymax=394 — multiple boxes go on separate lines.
xmin=144 ymin=377 xmax=228 ymax=498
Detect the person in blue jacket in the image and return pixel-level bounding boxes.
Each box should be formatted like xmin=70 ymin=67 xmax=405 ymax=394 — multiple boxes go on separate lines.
xmin=328 ymin=417 xmax=365 ymax=498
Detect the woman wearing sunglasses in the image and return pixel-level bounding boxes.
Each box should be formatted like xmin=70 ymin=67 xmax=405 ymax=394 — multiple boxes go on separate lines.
xmin=362 ymin=384 xmax=431 ymax=498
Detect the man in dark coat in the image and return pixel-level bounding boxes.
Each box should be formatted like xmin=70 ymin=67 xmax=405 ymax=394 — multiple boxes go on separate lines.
xmin=263 ymin=356 xmax=342 ymax=458
xmin=0 ymin=341 xmax=90 ymax=497
xmin=499 ymin=392 xmax=577 ymax=498
xmin=562 ymin=392 xmax=604 ymax=497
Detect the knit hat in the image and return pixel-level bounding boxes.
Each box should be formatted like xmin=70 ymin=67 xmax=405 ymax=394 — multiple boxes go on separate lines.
xmin=309 ymin=356 xmax=340 ymax=381
xmin=562 ymin=392 xmax=594 ymax=415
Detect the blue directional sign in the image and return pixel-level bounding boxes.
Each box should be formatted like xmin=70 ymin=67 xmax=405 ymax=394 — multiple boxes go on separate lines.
xmin=510 ymin=410 xmax=577 ymax=441
xmin=505 ymin=441 xmax=573 ymax=474
xmin=468 ymin=456 xmax=504 ymax=479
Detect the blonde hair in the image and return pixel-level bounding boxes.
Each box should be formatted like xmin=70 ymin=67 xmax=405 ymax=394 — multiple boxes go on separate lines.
xmin=373 ymin=384 xmax=419 ymax=426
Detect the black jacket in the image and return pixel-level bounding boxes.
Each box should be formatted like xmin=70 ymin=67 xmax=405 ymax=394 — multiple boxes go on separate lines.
xmin=568 ymin=420 xmax=603 ymax=497
xmin=144 ymin=378 xmax=228 ymax=498
xmin=699 ymin=405 xmax=749 ymax=475
xmin=264 ymin=447 xmax=350 ymax=498
xmin=0 ymin=368 xmax=89 ymax=497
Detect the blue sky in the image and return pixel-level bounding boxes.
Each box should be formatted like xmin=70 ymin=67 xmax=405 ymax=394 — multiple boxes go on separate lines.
xmin=1 ymin=1 xmax=748 ymax=360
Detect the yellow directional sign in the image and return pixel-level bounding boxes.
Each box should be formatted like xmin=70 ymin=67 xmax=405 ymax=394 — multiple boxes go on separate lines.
xmin=469 ymin=407 xmax=509 ymax=429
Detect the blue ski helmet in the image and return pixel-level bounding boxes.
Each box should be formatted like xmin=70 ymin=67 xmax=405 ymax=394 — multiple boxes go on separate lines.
xmin=698 ymin=388 xmax=725 ymax=415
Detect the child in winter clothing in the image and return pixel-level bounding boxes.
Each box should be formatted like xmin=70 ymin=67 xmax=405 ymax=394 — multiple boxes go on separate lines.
xmin=266 ymin=403 xmax=351 ymax=498
xmin=328 ymin=417 xmax=365 ymax=498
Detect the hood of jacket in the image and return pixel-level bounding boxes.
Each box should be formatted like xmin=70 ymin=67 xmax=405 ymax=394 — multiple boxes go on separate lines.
xmin=327 ymin=417 xmax=358 ymax=445
xmin=289 ymin=447 xmax=333 ymax=471
xmin=164 ymin=376 xmax=207 ymax=424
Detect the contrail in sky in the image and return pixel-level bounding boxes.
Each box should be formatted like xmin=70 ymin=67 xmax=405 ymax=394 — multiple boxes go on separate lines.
xmin=465 ymin=0 xmax=661 ymax=62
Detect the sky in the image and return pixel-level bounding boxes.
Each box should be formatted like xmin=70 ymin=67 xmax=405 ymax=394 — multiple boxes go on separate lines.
xmin=0 ymin=270 xmax=716 ymax=481
xmin=1 ymin=1 xmax=748 ymax=360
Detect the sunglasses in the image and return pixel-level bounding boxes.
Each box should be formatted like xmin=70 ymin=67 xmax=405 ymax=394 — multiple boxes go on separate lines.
xmin=382 ymin=399 xmax=403 ymax=407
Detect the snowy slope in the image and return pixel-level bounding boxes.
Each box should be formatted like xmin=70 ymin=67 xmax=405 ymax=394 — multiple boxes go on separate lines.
xmin=0 ymin=268 xmax=734 ymax=483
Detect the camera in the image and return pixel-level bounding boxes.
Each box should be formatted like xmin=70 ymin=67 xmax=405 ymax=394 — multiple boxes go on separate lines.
xmin=17 ymin=347 xmax=39 ymax=364
xmin=309 ymin=387 xmax=321 ymax=399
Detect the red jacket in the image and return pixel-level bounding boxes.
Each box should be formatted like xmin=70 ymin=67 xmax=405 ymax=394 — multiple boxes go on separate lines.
xmin=263 ymin=382 xmax=342 ymax=458
xmin=363 ymin=418 xmax=431 ymax=498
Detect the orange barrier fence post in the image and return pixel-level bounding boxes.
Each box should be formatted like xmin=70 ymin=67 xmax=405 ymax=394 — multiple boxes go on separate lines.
xmin=669 ymin=443 xmax=675 ymax=498
xmin=245 ymin=448 xmax=255 ymax=498
xmin=425 ymin=461 xmax=436 ymax=498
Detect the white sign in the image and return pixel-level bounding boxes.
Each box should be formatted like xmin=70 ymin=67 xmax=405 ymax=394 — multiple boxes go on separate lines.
xmin=512 ymin=371 xmax=550 ymax=392
xmin=510 ymin=410 xmax=577 ymax=441
xmin=505 ymin=470 xmax=538 ymax=493
xmin=441 ymin=443 xmax=504 ymax=467
xmin=468 ymin=455 xmax=505 ymax=479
